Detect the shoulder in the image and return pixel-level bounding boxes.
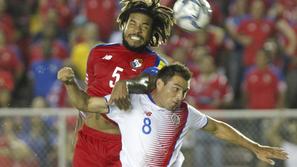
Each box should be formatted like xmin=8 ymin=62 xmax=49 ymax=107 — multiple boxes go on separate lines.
xmin=182 ymin=102 xmax=195 ymax=113
xmin=147 ymin=48 xmax=169 ymax=66
xmin=130 ymin=94 xmax=159 ymax=111
xmin=87 ymin=43 xmax=122 ymax=60
xmin=130 ymin=94 xmax=148 ymax=104
xmin=181 ymin=102 xmax=208 ymax=128
xmin=144 ymin=47 xmax=166 ymax=61
xmin=91 ymin=43 xmax=121 ymax=51
xmin=182 ymin=102 xmax=204 ymax=116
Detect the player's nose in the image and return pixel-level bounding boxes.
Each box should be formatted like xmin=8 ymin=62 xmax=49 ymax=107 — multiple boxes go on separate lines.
xmin=134 ymin=25 xmax=143 ymax=34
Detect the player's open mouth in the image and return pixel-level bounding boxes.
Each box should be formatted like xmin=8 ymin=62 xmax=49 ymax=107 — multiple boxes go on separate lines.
xmin=130 ymin=35 xmax=142 ymax=41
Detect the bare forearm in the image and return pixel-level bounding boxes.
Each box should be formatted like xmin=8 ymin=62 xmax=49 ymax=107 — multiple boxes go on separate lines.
xmin=57 ymin=67 xmax=107 ymax=112
xmin=127 ymin=73 xmax=153 ymax=94
xmin=65 ymin=83 xmax=108 ymax=112
xmin=204 ymin=117 xmax=259 ymax=152
xmin=64 ymin=82 xmax=89 ymax=111
xmin=87 ymin=97 xmax=108 ymax=113
xmin=215 ymin=121 xmax=259 ymax=151
xmin=203 ymin=117 xmax=288 ymax=165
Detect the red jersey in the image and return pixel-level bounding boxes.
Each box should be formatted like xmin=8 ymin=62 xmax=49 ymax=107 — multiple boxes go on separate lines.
xmin=243 ymin=66 xmax=285 ymax=109
xmin=0 ymin=14 xmax=16 ymax=43
xmin=0 ymin=71 xmax=14 ymax=91
xmin=84 ymin=0 xmax=118 ymax=41
xmin=187 ymin=73 xmax=233 ymax=109
xmin=29 ymin=40 xmax=68 ymax=65
xmin=0 ymin=47 xmax=23 ymax=77
xmin=237 ymin=19 xmax=275 ymax=67
xmin=86 ymin=43 xmax=166 ymax=97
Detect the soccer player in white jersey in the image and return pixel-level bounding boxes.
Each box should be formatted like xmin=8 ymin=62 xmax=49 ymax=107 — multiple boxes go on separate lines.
xmin=59 ymin=64 xmax=288 ymax=167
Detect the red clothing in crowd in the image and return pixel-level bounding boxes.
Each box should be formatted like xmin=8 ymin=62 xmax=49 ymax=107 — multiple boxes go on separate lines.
xmin=84 ymin=0 xmax=118 ymax=41
xmin=278 ymin=0 xmax=297 ymax=24
xmin=0 ymin=14 xmax=16 ymax=43
xmin=0 ymin=71 xmax=14 ymax=91
xmin=29 ymin=40 xmax=68 ymax=64
xmin=39 ymin=0 xmax=73 ymax=30
xmin=0 ymin=47 xmax=23 ymax=77
xmin=243 ymin=66 xmax=285 ymax=109
xmin=188 ymin=73 xmax=233 ymax=109
xmin=238 ymin=19 xmax=275 ymax=67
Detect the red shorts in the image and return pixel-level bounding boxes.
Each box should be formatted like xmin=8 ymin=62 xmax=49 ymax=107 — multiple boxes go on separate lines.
xmin=72 ymin=124 xmax=122 ymax=167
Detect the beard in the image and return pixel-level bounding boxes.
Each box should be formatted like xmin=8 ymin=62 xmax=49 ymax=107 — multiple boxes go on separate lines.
xmin=122 ymin=33 xmax=149 ymax=52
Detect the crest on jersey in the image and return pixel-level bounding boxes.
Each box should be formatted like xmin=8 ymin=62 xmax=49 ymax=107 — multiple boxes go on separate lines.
xmin=130 ymin=58 xmax=143 ymax=69
xmin=171 ymin=113 xmax=180 ymax=125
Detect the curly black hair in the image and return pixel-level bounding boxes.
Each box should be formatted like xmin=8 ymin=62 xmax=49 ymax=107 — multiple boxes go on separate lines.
xmin=118 ymin=0 xmax=174 ymax=47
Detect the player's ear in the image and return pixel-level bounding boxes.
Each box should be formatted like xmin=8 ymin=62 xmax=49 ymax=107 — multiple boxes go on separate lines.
xmin=123 ymin=22 xmax=127 ymax=28
xmin=156 ymin=78 xmax=164 ymax=91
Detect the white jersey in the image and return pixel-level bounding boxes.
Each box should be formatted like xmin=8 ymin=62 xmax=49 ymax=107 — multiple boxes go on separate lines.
xmin=106 ymin=94 xmax=208 ymax=167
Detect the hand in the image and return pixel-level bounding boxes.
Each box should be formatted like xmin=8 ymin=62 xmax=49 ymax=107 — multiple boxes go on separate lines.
xmin=57 ymin=67 xmax=75 ymax=85
xmin=108 ymin=80 xmax=130 ymax=110
xmin=253 ymin=145 xmax=288 ymax=165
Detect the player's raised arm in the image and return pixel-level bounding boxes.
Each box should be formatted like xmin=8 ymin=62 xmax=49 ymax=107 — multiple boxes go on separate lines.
xmin=108 ymin=66 xmax=159 ymax=110
xmin=202 ymin=116 xmax=288 ymax=165
xmin=57 ymin=67 xmax=108 ymax=113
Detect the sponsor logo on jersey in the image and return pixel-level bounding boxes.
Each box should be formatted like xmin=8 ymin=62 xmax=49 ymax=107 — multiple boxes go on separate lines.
xmin=102 ymin=54 xmax=113 ymax=60
xmin=144 ymin=111 xmax=152 ymax=116
xmin=130 ymin=58 xmax=143 ymax=69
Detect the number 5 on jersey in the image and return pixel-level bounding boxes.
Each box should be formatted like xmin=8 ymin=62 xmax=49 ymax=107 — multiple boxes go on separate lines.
xmin=109 ymin=67 xmax=124 ymax=88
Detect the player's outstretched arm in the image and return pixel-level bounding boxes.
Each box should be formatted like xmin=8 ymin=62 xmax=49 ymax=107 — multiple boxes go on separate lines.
xmin=202 ymin=117 xmax=288 ymax=165
xmin=57 ymin=67 xmax=108 ymax=112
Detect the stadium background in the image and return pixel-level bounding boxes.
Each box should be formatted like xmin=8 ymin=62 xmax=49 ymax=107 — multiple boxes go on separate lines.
xmin=0 ymin=0 xmax=296 ymax=166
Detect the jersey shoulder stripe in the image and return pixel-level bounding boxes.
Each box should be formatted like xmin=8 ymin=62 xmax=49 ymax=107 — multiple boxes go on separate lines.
xmin=143 ymin=47 xmax=169 ymax=68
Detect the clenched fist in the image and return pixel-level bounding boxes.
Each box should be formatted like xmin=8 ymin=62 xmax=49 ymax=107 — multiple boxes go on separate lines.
xmin=57 ymin=67 xmax=75 ymax=85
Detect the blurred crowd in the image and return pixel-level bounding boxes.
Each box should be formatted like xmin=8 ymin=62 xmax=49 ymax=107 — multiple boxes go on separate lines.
xmin=0 ymin=0 xmax=297 ymax=166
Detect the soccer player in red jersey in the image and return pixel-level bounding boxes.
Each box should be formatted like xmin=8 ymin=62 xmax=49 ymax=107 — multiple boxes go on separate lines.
xmin=58 ymin=0 xmax=175 ymax=166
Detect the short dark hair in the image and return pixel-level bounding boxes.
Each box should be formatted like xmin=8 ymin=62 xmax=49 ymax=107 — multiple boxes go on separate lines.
xmin=156 ymin=64 xmax=192 ymax=84
xmin=118 ymin=0 xmax=174 ymax=47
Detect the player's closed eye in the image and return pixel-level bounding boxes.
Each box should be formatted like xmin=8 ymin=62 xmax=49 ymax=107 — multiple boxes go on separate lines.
xmin=141 ymin=25 xmax=149 ymax=31
xmin=129 ymin=21 xmax=136 ymax=27
xmin=172 ymin=87 xmax=180 ymax=92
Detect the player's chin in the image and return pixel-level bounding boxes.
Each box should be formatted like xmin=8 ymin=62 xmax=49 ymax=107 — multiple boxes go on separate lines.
xmin=129 ymin=40 xmax=145 ymax=47
xmin=170 ymin=105 xmax=178 ymax=111
xmin=126 ymin=43 xmax=147 ymax=52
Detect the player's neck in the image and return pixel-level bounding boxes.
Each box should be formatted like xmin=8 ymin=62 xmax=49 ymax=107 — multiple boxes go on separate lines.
xmin=122 ymin=38 xmax=148 ymax=53
xmin=150 ymin=91 xmax=164 ymax=109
